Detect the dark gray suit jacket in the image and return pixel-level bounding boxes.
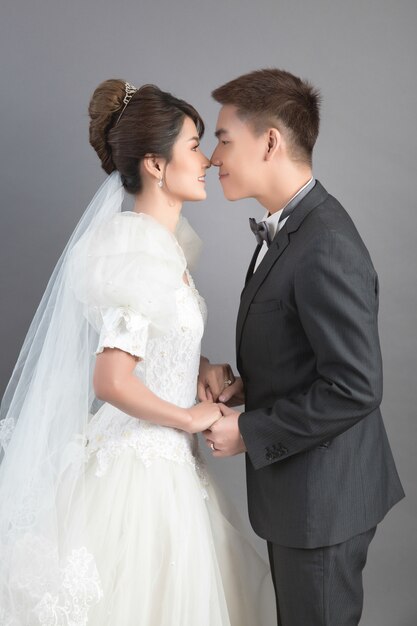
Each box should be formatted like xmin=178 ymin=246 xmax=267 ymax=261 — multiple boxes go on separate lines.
xmin=237 ymin=181 xmax=404 ymax=549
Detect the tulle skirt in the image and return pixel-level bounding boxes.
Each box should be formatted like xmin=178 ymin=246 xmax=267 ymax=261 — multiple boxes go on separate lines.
xmin=77 ymin=446 xmax=275 ymax=625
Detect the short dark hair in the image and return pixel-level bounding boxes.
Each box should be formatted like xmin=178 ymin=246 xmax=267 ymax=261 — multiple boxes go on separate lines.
xmin=212 ymin=68 xmax=321 ymax=164
xmin=89 ymin=80 xmax=204 ymax=194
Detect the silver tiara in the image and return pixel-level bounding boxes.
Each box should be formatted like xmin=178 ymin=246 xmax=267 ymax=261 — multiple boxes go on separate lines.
xmin=115 ymin=81 xmax=138 ymax=126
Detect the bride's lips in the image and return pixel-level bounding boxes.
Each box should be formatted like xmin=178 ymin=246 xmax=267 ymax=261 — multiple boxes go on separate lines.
xmin=198 ymin=176 xmax=206 ymax=183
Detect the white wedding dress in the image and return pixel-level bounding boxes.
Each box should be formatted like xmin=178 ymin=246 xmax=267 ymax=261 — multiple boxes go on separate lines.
xmin=43 ymin=212 xmax=275 ymax=625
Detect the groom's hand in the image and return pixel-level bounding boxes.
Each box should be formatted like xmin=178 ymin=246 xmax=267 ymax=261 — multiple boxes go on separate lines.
xmin=197 ymin=357 xmax=235 ymax=402
xmin=203 ymin=403 xmax=246 ymax=457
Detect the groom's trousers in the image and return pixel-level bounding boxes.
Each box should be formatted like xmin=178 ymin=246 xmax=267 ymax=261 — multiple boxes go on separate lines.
xmin=267 ymin=526 xmax=377 ymax=626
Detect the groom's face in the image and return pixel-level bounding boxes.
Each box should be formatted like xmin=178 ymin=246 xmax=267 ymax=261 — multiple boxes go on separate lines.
xmin=210 ymin=105 xmax=267 ymax=201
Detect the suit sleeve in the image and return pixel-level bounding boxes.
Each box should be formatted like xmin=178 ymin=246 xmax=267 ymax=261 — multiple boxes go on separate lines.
xmin=238 ymin=228 xmax=383 ymax=470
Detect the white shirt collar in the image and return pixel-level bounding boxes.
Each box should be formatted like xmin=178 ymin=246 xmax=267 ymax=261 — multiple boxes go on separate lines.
xmin=261 ymin=177 xmax=314 ymax=239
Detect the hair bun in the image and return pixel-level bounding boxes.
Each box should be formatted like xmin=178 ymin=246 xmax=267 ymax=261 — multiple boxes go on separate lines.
xmin=88 ymin=79 xmax=127 ymax=174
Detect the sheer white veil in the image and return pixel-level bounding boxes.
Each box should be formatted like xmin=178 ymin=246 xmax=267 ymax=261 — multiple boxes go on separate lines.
xmin=0 ymin=172 xmax=124 ymax=624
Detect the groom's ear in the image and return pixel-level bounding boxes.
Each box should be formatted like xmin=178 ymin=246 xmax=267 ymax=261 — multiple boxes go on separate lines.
xmin=264 ymin=128 xmax=281 ymax=161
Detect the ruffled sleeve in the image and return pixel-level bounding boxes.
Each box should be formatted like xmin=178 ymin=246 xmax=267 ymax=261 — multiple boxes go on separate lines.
xmin=69 ymin=211 xmax=201 ymax=360
xmin=95 ymin=306 xmax=150 ymax=358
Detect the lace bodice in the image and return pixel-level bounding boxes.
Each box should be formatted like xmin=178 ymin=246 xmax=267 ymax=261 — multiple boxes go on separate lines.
xmin=82 ymin=215 xmax=209 ymax=486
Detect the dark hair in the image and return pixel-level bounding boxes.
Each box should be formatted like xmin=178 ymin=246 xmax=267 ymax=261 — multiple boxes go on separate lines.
xmin=88 ymin=79 xmax=205 ymax=194
xmin=212 ymin=68 xmax=321 ymax=165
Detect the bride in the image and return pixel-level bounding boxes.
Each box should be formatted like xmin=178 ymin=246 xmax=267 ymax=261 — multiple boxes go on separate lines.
xmin=0 ymin=80 xmax=274 ymax=625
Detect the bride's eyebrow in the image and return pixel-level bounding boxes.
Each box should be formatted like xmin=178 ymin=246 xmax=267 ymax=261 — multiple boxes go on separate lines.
xmin=187 ymin=136 xmax=200 ymax=142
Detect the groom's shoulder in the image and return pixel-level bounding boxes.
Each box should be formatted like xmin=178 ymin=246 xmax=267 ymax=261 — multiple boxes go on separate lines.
xmin=304 ymin=183 xmax=360 ymax=237
xmin=299 ymin=184 xmax=375 ymax=266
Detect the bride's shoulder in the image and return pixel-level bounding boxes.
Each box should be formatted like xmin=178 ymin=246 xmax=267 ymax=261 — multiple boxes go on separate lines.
xmin=88 ymin=212 xmax=202 ymax=276
xmin=92 ymin=212 xmax=185 ymax=262
xmin=69 ymin=212 xmax=187 ymax=332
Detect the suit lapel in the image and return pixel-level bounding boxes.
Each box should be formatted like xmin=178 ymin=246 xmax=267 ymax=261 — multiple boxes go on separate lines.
xmin=244 ymin=243 xmax=262 ymax=285
xmin=236 ymin=227 xmax=289 ymax=356
xmin=236 ymin=181 xmax=329 ymax=358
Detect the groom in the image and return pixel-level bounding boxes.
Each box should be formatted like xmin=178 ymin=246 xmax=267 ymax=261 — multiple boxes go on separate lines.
xmin=198 ymin=69 xmax=405 ymax=625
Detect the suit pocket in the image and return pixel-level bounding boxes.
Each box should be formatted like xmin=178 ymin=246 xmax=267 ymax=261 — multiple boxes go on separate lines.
xmin=248 ymin=299 xmax=284 ymax=314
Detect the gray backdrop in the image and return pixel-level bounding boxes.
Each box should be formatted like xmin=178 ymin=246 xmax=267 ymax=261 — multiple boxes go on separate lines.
xmin=1 ymin=0 xmax=416 ymax=623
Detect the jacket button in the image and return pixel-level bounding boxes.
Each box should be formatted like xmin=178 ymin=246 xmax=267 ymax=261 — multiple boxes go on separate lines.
xmin=272 ymin=443 xmax=288 ymax=454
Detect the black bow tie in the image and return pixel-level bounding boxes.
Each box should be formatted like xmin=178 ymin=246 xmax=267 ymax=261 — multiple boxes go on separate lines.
xmin=249 ymin=218 xmax=271 ymax=247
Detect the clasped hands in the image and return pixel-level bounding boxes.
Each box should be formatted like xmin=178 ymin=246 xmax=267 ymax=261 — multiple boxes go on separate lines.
xmin=191 ymin=357 xmax=246 ymax=457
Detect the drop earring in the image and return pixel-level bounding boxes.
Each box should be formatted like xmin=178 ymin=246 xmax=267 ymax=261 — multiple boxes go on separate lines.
xmin=157 ymin=178 xmax=163 ymax=188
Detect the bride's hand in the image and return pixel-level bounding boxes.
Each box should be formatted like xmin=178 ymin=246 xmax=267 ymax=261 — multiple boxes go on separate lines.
xmin=197 ymin=357 xmax=236 ymax=402
xmin=185 ymin=402 xmax=222 ymax=434
xmin=218 ymin=376 xmax=245 ymax=407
